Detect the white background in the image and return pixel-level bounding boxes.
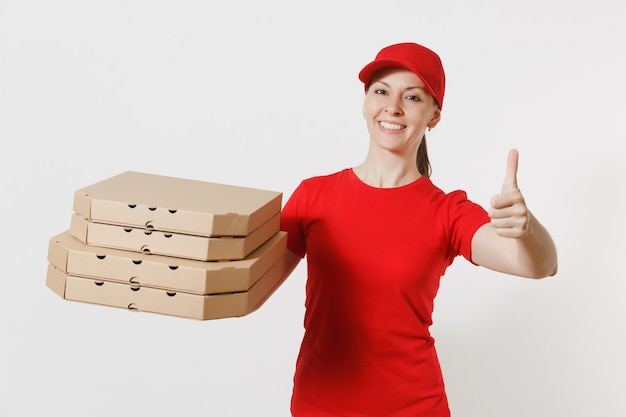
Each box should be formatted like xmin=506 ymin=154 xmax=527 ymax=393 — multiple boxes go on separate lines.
xmin=1 ymin=1 xmax=625 ymax=416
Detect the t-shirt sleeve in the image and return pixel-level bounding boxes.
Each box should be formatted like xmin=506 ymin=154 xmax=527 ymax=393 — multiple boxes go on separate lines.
xmin=280 ymin=180 xmax=308 ymax=258
xmin=447 ymin=190 xmax=491 ymax=264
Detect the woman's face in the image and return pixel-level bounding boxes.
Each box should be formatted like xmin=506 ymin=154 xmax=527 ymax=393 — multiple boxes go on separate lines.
xmin=363 ymin=68 xmax=441 ymax=156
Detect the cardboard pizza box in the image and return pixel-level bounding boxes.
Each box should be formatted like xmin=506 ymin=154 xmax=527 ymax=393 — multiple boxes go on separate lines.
xmin=73 ymin=171 xmax=282 ymax=237
xmin=48 ymin=230 xmax=287 ymax=294
xmin=69 ymin=211 xmax=280 ymax=261
xmin=45 ymin=254 xmax=287 ymax=320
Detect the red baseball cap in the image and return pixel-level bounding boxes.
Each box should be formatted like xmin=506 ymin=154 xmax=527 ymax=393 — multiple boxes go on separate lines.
xmin=358 ymin=42 xmax=446 ymax=109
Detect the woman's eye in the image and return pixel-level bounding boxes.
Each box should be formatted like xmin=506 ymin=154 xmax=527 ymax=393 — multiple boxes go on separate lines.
xmin=406 ymin=95 xmax=421 ymax=102
xmin=374 ymin=89 xmax=387 ymax=95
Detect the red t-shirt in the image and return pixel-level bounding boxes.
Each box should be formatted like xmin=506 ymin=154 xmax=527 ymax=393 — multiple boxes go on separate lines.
xmin=280 ymin=169 xmax=490 ymax=417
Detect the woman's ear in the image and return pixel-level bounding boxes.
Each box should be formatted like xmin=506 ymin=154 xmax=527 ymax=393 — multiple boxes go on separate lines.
xmin=428 ymin=108 xmax=442 ymax=129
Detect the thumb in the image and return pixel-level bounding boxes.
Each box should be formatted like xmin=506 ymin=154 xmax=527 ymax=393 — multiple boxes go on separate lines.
xmin=501 ymin=148 xmax=519 ymax=193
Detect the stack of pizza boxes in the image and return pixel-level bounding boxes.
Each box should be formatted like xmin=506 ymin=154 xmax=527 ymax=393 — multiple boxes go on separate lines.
xmin=46 ymin=171 xmax=287 ymax=320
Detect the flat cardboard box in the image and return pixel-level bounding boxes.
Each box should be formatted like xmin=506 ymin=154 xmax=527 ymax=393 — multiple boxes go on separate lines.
xmin=69 ymin=211 xmax=280 ymax=261
xmin=46 ymin=254 xmax=287 ymax=320
xmin=73 ymin=171 xmax=282 ymax=237
xmin=48 ymin=230 xmax=287 ymax=294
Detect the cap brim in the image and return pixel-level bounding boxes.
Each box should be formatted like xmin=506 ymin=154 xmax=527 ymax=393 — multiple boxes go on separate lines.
xmin=358 ymin=59 xmax=437 ymax=101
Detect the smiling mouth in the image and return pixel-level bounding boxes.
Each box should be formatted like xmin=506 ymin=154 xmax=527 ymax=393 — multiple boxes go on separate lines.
xmin=378 ymin=121 xmax=405 ymax=131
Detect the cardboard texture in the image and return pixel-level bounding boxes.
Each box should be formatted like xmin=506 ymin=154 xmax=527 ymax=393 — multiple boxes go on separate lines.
xmin=48 ymin=230 xmax=287 ymax=294
xmin=47 ymin=171 xmax=288 ymax=320
xmin=69 ymin=211 xmax=280 ymax=261
xmin=73 ymin=171 xmax=282 ymax=237
xmin=46 ymin=254 xmax=287 ymax=320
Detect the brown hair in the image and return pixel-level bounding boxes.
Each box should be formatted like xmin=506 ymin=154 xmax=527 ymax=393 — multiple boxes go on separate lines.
xmin=416 ymin=136 xmax=431 ymax=178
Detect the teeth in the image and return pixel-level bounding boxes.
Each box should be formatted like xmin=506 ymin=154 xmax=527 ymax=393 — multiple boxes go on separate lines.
xmin=379 ymin=121 xmax=404 ymax=130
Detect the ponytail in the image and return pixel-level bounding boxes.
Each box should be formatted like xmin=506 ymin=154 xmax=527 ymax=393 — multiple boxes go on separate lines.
xmin=416 ymin=135 xmax=431 ymax=178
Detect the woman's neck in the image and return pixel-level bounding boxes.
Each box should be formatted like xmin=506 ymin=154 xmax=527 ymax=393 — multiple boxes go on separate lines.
xmin=352 ymin=153 xmax=421 ymax=188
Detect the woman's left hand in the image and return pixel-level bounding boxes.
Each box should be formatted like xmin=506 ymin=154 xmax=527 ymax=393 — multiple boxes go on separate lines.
xmin=488 ymin=149 xmax=530 ymax=239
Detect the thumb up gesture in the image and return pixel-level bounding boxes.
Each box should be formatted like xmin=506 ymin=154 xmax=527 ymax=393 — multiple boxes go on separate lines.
xmin=488 ymin=149 xmax=530 ymax=238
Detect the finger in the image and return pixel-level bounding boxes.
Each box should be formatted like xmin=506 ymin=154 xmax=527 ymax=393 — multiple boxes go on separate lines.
xmin=493 ymin=225 xmax=526 ymax=239
xmin=490 ymin=217 xmax=528 ymax=238
xmin=489 ymin=203 xmax=526 ymax=221
xmin=501 ymin=148 xmax=519 ymax=193
xmin=490 ymin=189 xmax=524 ymax=209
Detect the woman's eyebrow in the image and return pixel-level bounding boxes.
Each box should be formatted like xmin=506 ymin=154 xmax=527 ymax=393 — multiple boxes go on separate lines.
xmin=404 ymin=86 xmax=427 ymax=92
xmin=372 ymin=80 xmax=426 ymax=92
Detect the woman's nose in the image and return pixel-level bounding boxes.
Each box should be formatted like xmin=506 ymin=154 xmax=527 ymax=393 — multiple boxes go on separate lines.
xmin=384 ymin=96 xmax=403 ymax=115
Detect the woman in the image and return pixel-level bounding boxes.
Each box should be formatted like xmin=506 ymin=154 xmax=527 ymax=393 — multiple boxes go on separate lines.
xmin=280 ymin=42 xmax=557 ymax=417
